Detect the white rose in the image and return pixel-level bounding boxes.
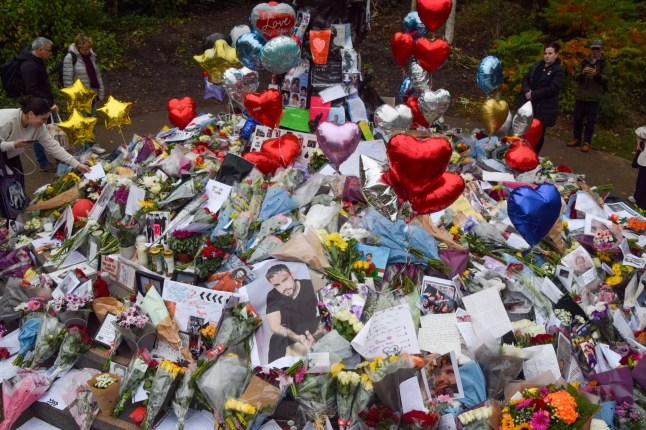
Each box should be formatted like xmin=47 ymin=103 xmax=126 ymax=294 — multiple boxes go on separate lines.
xmin=149 ymin=183 xmax=162 ymax=194
xmin=352 ymin=322 xmax=364 ymax=333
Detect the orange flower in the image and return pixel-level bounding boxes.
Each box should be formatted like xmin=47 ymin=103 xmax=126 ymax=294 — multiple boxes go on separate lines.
xmin=546 ymin=391 xmax=579 ymax=424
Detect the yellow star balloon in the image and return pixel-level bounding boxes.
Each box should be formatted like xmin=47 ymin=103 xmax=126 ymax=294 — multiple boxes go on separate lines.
xmin=60 ymin=79 xmax=96 ymax=114
xmin=193 ymin=39 xmax=240 ymax=84
xmin=57 ymin=109 xmax=98 ymax=146
xmin=96 ymin=95 xmax=133 ymax=129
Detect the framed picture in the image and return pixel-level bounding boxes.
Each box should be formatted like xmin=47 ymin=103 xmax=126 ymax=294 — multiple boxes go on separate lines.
xmin=93 ymin=312 xmax=118 ymax=349
xmin=136 ymin=270 xmax=165 ymax=297
xmin=116 ymin=258 xmax=138 ymax=293
xmin=171 ymin=270 xmax=199 ymax=285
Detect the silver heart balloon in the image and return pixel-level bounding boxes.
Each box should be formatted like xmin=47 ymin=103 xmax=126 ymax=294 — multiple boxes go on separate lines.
xmin=418 ymin=89 xmax=451 ymax=125
xmin=222 ymin=67 xmax=259 ymax=106
xmin=408 ymin=60 xmax=431 ymax=93
xmin=512 ymin=101 xmax=533 ymax=137
xmin=359 ymin=155 xmax=400 ymax=221
xmin=494 ymin=110 xmax=512 ymax=137
xmin=374 ymin=104 xmax=413 ymax=134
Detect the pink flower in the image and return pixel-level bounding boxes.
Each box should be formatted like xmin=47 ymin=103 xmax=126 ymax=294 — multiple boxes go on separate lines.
xmin=530 ymin=410 xmax=550 ymax=430
xmin=518 ymin=398 xmax=533 ymax=408
xmin=437 ymin=394 xmax=453 ymax=404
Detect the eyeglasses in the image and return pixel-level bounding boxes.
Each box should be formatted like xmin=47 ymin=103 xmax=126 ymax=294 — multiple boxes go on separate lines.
xmin=40 ymin=47 xmax=52 ymax=52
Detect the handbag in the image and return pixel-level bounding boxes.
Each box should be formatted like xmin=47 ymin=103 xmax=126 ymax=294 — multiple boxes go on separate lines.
xmin=0 ymin=152 xmax=28 ymax=219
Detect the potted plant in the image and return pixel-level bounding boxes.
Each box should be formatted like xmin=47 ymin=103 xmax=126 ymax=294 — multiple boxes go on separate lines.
xmin=166 ymin=230 xmax=204 ymax=264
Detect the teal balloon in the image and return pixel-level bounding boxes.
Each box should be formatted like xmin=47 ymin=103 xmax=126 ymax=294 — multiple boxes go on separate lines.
xmin=402 ymin=12 xmax=428 ymax=39
xmin=261 ymin=36 xmax=301 ymax=75
xmin=236 ymin=32 xmax=266 ymax=71
xmin=476 ymin=56 xmax=503 ymax=96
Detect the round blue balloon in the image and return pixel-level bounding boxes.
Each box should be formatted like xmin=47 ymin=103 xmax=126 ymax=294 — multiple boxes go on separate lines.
xmin=402 ymin=12 xmax=428 ymax=39
xmin=241 ymin=117 xmax=259 ymax=140
xmin=399 ymin=77 xmax=419 ymax=102
xmin=236 ymin=32 xmax=266 ymax=72
xmin=261 ymin=36 xmax=301 ymax=75
xmin=476 ymin=56 xmax=503 ymax=96
xmin=508 ymin=184 xmax=561 ymax=247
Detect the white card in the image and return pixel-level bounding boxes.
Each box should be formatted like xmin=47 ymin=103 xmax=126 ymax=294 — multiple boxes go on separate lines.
xmin=462 ymin=287 xmax=513 ymax=340
xmin=351 ymin=304 xmax=420 ymax=359
xmin=204 ymin=179 xmax=232 ymax=213
xmin=399 ymin=376 xmax=427 ymax=414
xmin=84 ymin=163 xmax=106 ymax=181
xmin=319 ymin=84 xmax=347 ymax=103
xmin=125 ymin=185 xmax=146 ymax=216
xmin=540 ymin=277 xmax=564 ymax=303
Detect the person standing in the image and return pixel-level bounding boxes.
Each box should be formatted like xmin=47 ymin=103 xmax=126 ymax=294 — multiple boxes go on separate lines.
xmin=520 ymin=42 xmax=567 ymax=155
xmin=16 ymin=37 xmax=58 ymax=172
xmin=567 ymin=40 xmax=611 ymax=153
xmin=630 ymin=126 xmax=646 ymax=209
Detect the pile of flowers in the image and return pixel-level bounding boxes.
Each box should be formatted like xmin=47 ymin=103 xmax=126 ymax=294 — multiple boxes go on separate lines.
xmin=48 ymin=294 xmax=93 ymax=312
xmin=115 ymin=305 xmax=150 ymax=329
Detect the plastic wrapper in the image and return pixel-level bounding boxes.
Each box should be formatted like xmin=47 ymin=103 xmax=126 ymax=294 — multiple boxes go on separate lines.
xmin=48 ymin=325 xmax=92 ymax=381
xmin=319 ymin=284 xmax=369 ymax=319
xmin=457 ymin=360 xmax=487 ymax=408
xmin=240 ymin=375 xmax=284 ymax=430
xmin=336 ymin=371 xmax=360 ymax=430
xmin=258 ymin=185 xmax=297 ymax=221
xmin=591 ymin=366 xmax=634 ymax=406
xmin=220 ymin=398 xmax=258 ymax=430
xmin=0 ymin=246 xmax=32 ymax=279
xmin=296 ymin=374 xmax=337 ymax=430
xmin=69 ymin=386 xmax=99 ymax=430
xmin=116 ymin=321 xmax=157 ymax=354
xmin=309 ymin=330 xmax=354 ymax=364
xmin=197 ymin=355 xmax=248 ymax=414
xmin=112 ymin=349 xmax=152 ymax=417
xmin=0 ymin=278 xmax=46 ymax=323
xmin=471 ymin=343 xmax=525 ymax=400
xmin=142 ymin=360 xmax=183 ymax=430
xmin=87 ymin=373 xmax=121 ymax=415
xmin=172 ymin=369 xmax=196 ymax=430
xmin=0 ymin=369 xmax=51 ymax=430
xmin=293 ymin=173 xmax=325 ymax=208
xmin=271 ymin=228 xmax=330 ymax=272
xmin=12 ymin=315 xmax=42 ymax=366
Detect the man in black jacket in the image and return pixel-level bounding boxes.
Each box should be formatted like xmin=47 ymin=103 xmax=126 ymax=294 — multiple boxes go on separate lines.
xmin=17 ymin=37 xmax=59 ymax=171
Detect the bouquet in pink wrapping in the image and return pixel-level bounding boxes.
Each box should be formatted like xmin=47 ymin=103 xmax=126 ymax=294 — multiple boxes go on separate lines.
xmin=0 ymin=369 xmax=51 ymax=430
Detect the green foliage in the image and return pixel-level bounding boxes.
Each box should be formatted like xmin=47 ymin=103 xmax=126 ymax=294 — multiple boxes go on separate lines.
xmin=541 ymin=0 xmax=642 ymax=37
xmin=490 ymin=30 xmax=546 ymax=93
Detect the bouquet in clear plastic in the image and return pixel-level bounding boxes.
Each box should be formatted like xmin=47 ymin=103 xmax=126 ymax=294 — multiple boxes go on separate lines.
xmin=69 ymin=385 xmax=99 ymax=430
xmin=0 ymin=369 xmax=51 ymax=430
xmin=457 ymin=403 xmax=493 ymax=430
xmin=48 ymin=324 xmax=92 ymax=381
xmin=142 ymin=360 xmax=184 ymax=429
xmin=112 ymin=348 xmax=153 ymax=417
xmin=23 ymin=313 xmax=65 ymax=368
xmin=296 ymin=373 xmax=337 ymax=430
xmin=196 ymin=355 xmax=249 ymax=426
xmin=333 ymin=367 xmax=361 ymax=430
xmin=221 ymin=398 xmax=258 ymax=430
xmin=172 ymin=368 xmax=196 ymax=430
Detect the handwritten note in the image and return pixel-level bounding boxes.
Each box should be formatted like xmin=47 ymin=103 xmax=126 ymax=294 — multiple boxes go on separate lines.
xmin=523 ymin=344 xmax=560 ymax=381
xmin=400 ymin=376 xmax=427 ymax=414
xmin=462 ymin=287 xmax=512 ymax=340
xmin=351 ymin=304 xmax=420 ymax=359
xmin=162 ymin=280 xmax=233 ymax=333
xmin=418 ymin=313 xmax=461 ymax=355
xmin=94 ymin=313 xmax=118 ymax=349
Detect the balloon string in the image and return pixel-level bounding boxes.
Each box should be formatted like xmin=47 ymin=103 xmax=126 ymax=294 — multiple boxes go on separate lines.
xmin=118 ymin=127 xmax=126 ymax=146
xmin=275 ymin=127 xmax=287 ymax=166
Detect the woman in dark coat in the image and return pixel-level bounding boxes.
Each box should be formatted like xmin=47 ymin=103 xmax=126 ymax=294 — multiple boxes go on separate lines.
xmin=520 ymin=42 xmax=567 ymax=154
xmin=631 ymin=126 xmax=646 ymax=210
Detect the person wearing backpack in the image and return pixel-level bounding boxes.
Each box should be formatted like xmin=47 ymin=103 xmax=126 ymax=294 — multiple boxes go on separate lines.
xmin=16 ymin=37 xmax=59 ymax=172
xmin=0 ymin=96 xmax=91 ymax=220
xmin=61 ymin=33 xmax=106 ymax=154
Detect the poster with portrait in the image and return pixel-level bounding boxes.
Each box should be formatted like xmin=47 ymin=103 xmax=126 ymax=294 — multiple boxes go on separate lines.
xmin=464 ymin=180 xmax=497 ymax=216
xmin=282 ymin=59 xmax=309 ymax=109
xmin=561 ymin=247 xmax=598 ymax=287
xmin=421 ymin=351 xmax=464 ymax=400
xmin=356 ymin=244 xmax=389 ymax=280
xmin=416 ymin=276 xmax=459 ymax=315
xmin=144 ymin=211 xmax=171 ymax=243
xmin=244 ymin=260 xmax=324 ymax=367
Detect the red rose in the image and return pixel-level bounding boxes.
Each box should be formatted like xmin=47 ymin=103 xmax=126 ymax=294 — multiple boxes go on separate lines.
xmin=0 ymin=348 xmax=10 ymax=359
xmin=93 ymin=278 xmax=110 ymax=298
xmin=149 ymin=360 xmax=159 ymax=368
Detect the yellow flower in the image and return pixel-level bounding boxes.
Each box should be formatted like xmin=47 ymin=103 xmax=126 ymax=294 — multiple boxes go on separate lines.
xmin=46 ymin=185 xmax=54 ymax=194
xmin=159 ymin=360 xmax=183 ymax=379
xmin=562 ymin=221 xmax=568 ymax=229
xmin=449 ymin=225 xmax=461 ymax=236
xmin=516 ymin=424 xmax=530 ymax=430
xmin=571 ymin=381 xmax=580 ymax=389
xmin=331 ymin=362 xmax=345 ymax=377
xmin=501 ymin=414 xmax=515 ymax=430
xmin=526 ymin=388 xmax=538 ymax=395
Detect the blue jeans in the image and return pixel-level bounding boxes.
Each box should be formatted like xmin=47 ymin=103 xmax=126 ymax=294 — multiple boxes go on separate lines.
xmin=33 ymin=141 xmax=49 ymax=166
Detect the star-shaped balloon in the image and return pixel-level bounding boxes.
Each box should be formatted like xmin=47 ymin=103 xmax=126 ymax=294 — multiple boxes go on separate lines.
xmin=96 ymin=95 xmax=133 ymax=129
xmin=193 ymin=39 xmax=241 ymax=84
xmin=57 ymin=109 xmax=98 ymax=146
xmin=60 ymin=79 xmax=96 ymax=114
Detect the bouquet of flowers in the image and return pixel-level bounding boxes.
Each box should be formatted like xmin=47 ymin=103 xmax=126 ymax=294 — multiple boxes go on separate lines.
xmin=365 ymin=355 xmax=422 ymax=412
xmin=38 ymin=171 xmax=81 ymax=201
xmin=221 ymin=398 xmax=257 ymax=430
xmin=586 ymin=302 xmax=618 ymax=345
xmin=12 ymin=315 xmax=41 ymax=366
xmin=193 ymin=303 xmax=262 ymax=381
xmin=615 ymin=401 xmax=645 ymax=430
xmin=87 ymin=373 xmax=121 ymax=415
xmin=497 ymin=385 xmax=599 ymax=430
xmin=296 ymin=374 xmax=337 ymax=430
xmin=196 ymin=355 xmax=249 ymax=424
xmin=13 ymin=296 xmax=47 ymax=316
xmin=142 ymin=360 xmax=184 ymax=429
xmin=359 ymin=404 xmax=400 ymax=430
xmin=48 ymin=294 xmax=94 ymax=323
xmin=195 ymin=238 xmax=227 ymax=278
xmin=457 ymin=404 xmax=493 ymax=430
xmin=319 ymin=231 xmax=363 ymax=292
xmin=172 ymin=368 xmax=196 ymax=430
xmin=114 ymin=304 xmax=155 ymax=353
xmin=23 ymin=313 xmax=65 ymax=368
xmin=401 ymin=410 xmax=440 ymax=430
xmin=331 ymin=310 xmax=364 ymax=342
xmin=106 ymin=214 xmax=141 ymax=248
xmin=0 ymin=369 xmax=51 ymax=430
xmin=48 ymin=324 xmax=92 ymax=380
xmin=333 ymin=366 xmax=362 ymax=430
xmin=68 ymin=385 xmax=99 ymax=430
xmin=166 ymin=230 xmax=205 ymax=262
xmin=112 ymin=349 xmax=153 ymax=417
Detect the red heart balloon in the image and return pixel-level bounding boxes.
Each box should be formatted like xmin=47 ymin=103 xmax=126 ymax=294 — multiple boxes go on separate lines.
xmin=417 ymin=0 xmax=453 ymax=33
xmin=167 ymin=97 xmax=196 ymax=130
xmin=408 ymin=172 xmax=465 ymax=214
xmin=505 ymin=139 xmax=539 ymax=171
xmin=521 ymin=118 xmax=543 ymax=148
xmin=414 ymin=38 xmax=450 ymax=74
xmin=391 ymin=32 xmax=414 ymax=68
xmin=386 ymin=134 xmax=452 ymax=198
xmin=243 ymin=151 xmax=281 ymax=175
xmin=244 ymin=89 xmax=283 ymax=128
xmin=261 ymin=134 xmax=301 ymax=167
xmin=405 ymin=96 xmax=430 ymax=128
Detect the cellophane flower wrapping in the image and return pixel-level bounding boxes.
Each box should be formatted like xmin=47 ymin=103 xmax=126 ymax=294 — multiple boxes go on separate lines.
xmin=48 ymin=324 xmax=92 ymax=381
xmin=172 ymin=368 xmax=196 ymax=430
xmin=240 ymin=374 xmax=285 ymax=430
xmin=220 ymin=398 xmax=258 ymax=430
xmin=112 ymin=348 xmax=152 ymax=417
xmin=0 ymin=369 xmax=51 ymax=430
xmin=457 ymin=403 xmax=493 ymax=430
xmin=24 ymin=313 xmax=65 ymax=368
xmin=196 ymin=355 xmax=248 ymax=420
xmin=12 ymin=315 xmax=41 ymax=366
xmin=335 ymin=370 xmax=361 ymax=430
xmin=142 ymin=360 xmax=184 ymax=430
xmin=69 ymin=385 xmax=99 ymax=430
xmin=296 ymin=374 xmax=337 ymax=430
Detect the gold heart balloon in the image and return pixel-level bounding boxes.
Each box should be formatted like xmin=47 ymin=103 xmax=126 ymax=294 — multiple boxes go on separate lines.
xmin=57 ymin=109 xmax=98 ymax=146
xmin=60 ymin=78 xmax=96 ymax=114
xmin=193 ymin=39 xmax=241 ymax=84
xmin=96 ymin=96 xmax=133 ymax=129
xmin=480 ymin=98 xmax=509 ymax=137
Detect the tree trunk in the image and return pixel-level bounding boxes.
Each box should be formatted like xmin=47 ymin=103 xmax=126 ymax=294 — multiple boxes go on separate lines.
xmin=444 ymin=0 xmax=458 ymax=44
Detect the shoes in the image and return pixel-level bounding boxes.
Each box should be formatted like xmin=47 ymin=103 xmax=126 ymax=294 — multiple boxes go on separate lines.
xmin=89 ymin=145 xmax=106 ymax=154
xmin=581 ymin=142 xmax=591 ymax=152
xmin=628 ymin=196 xmax=636 ymax=203
xmin=38 ymin=162 xmax=57 ymax=172
xmin=567 ymin=139 xmax=581 ymax=147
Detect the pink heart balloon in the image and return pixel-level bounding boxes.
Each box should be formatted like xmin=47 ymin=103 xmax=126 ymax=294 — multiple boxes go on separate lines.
xmin=316 ymin=121 xmax=361 ymax=167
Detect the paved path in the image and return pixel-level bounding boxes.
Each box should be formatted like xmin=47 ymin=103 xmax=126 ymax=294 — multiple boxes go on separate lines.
xmin=22 ymin=109 xmax=635 ymax=202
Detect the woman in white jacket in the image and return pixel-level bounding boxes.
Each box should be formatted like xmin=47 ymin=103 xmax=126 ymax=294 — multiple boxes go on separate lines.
xmin=62 ymin=33 xmax=105 ymax=114
xmin=0 ymin=97 xmax=91 ymax=205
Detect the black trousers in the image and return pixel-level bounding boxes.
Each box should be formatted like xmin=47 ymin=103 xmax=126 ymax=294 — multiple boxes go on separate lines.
xmin=573 ymin=100 xmax=600 ymax=144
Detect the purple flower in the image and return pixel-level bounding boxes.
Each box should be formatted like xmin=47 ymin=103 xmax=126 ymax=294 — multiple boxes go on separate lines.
xmin=592 ymin=303 xmax=609 ymax=320
xmin=463 ymin=216 xmax=476 ymax=233
xmin=114 ymin=185 xmax=130 ymax=206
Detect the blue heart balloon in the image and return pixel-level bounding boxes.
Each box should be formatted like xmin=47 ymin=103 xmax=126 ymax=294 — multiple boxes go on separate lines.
xmin=235 ymin=32 xmax=266 ymax=71
xmin=508 ymin=184 xmax=562 ymax=247
xmin=241 ymin=117 xmax=259 ymax=140
xmin=261 ymin=35 xmax=301 ymax=75
xmin=476 ymin=56 xmax=503 ymax=96
xmin=399 ymin=77 xmax=419 ymax=102
xmin=402 ymin=11 xmax=428 ymax=39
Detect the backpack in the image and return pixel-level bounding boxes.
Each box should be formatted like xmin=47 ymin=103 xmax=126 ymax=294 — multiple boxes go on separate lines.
xmin=56 ymin=52 xmax=77 ymax=88
xmin=0 ymin=56 xmax=26 ymax=98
